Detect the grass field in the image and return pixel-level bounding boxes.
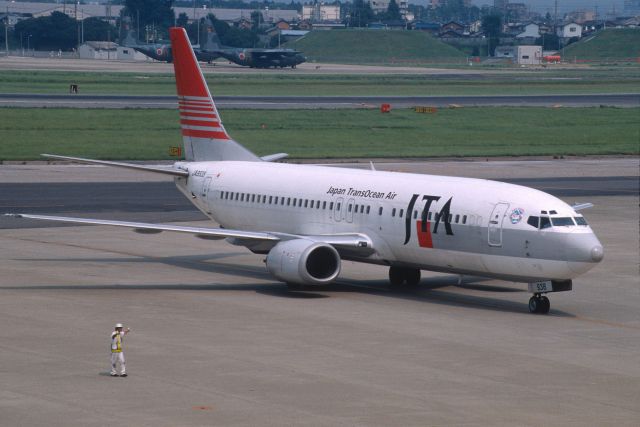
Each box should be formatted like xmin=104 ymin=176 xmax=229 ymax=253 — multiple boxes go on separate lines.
xmin=1 ymin=107 xmax=637 ymax=161
xmin=563 ymin=29 xmax=640 ymax=61
xmin=1 ymin=69 xmax=639 ymax=96
xmin=287 ymin=30 xmax=467 ymax=65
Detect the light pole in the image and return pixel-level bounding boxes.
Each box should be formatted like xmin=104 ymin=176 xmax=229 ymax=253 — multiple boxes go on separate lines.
xmin=4 ymin=5 xmax=9 ymax=56
xmin=27 ymin=34 xmax=32 ymax=55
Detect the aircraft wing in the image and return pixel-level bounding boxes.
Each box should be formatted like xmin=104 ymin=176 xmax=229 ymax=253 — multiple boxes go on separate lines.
xmin=5 ymin=214 xmax=375 ymax=255
xmin=252 ymin=50 xmax=299 ymax=59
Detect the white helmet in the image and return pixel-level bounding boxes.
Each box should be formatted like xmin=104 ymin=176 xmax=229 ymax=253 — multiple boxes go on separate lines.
xmin=115 ymin=323 xmax=124 ymax=328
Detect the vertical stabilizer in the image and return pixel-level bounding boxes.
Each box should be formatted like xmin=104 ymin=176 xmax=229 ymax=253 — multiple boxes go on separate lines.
xmin=169 ymin=27 xmax=260 ymax=162
xmin=201 ymin=19 xmax=222 ymax=51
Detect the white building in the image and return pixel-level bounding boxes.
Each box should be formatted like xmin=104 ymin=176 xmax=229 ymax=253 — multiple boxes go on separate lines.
xmin=78 ymin=42 xmax=148 ymax=61
xmin=557 ymin=22 xmax=582 ymax=39
xmin=302 ymin=4 xmax=340 ymax=21
xmin=517 ymin=45 xmax=542 ymax=65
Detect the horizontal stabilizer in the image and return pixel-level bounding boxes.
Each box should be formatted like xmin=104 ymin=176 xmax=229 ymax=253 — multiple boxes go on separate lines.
xmin=572 ymin=203 xmax=594 ymax=211
xmin=42 ymin=154 xmax=189 ymax=177
xmin=260 ymin=153 xmax=289 ymax=162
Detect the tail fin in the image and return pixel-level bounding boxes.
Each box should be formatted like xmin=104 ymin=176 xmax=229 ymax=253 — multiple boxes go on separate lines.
xmin=169 ymin=27 xmax=259 ymax=162
xmin=201 ymin=19 xmax=222 ymax=51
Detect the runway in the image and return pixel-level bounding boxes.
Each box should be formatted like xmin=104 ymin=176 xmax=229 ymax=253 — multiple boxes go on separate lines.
xmin=1 ymin=92 xmax=639 ymax=108
xmin=1 ymin=159 xmax=639 ymax=426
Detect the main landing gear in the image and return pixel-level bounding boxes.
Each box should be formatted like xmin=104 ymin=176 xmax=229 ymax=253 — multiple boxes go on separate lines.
xmin=389 ymin=266 xmax=421 ymax=289
xmin=528 ymin=294 xmax=550 ymax=314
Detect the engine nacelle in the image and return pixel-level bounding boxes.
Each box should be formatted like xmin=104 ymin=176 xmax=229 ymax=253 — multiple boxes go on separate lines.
xmin=266 ymin=239 xmax=341 ymax=285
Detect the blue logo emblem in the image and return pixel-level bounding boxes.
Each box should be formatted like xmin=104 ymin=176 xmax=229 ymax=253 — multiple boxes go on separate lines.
xmin=510 ymin=208 xmax=525 ymax=224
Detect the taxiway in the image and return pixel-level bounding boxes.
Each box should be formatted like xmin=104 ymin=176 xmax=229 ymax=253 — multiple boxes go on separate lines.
xmin=0 ymin=158 xmax=639 ymax=426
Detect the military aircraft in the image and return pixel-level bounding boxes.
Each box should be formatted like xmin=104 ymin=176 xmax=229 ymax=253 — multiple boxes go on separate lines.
xmin=121 ymin=26 xmax=173 ymax=62
xmin=7 ymin=28 xmax=604 ymax=314
xmin=198 ymin=22 xmax=306 ymax=68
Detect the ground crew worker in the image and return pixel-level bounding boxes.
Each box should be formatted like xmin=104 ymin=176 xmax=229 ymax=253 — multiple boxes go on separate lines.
xmin=110 ymin=323 xmax=131 ymax=377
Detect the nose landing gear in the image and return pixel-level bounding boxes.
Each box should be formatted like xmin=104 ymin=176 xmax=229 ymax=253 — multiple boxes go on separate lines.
xmin=528 ymin=294 xmax=550 ymax=314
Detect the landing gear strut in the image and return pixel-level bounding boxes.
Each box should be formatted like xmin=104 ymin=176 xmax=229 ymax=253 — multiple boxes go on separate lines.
xmin=389 ymin=266 xmax=421 ymax=289
xmin=528 ymin=294 xmax=550 ymax=314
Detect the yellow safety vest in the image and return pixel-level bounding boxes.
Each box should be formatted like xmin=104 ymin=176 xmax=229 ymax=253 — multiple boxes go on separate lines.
xmin=111 ymin=333 xmax=122 ymax=353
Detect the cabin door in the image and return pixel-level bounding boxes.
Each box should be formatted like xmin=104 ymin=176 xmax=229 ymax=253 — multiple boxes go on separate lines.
xmin=488 ymin=203 xmax=509 ymax=247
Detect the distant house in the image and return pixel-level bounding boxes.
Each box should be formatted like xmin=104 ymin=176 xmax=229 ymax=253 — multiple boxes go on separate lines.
xmin=234 ymin=17 xmax=252 ymax=30
xmin=557 ymin=22 xmax=582 ymax=39
xmin=516 ymin=23 xmax=540 ymax=39
xmin=78 ymin=41 xmax=118 ymax=60
xmin=495 ymin=45 xmax=516 ymax=58
xmin=440 ymin=21 xmax=465 ymax=35
xmin=413 ymin=22 xmax=440 ymax=34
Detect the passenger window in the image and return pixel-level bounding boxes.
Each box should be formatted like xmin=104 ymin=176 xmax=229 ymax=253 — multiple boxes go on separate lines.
xmin=262 ymin=195 xmax=266 ymax=203
xmin=366 ymin=206 xmax=370 ymax=214
xmin=399 ymin=209 xmax=404 ymax=218
xmin=268 ymin=196 xmax=273 ymax=204
xmin=310 ymin=200 xmax=314 ymax=208
xmin=527 ymin=216 xmax=540 ymax=228
xmin=455 ymin=214 xmax=460 ymax=223
xmin=281 ymin=198 xmax=285 ymax=205
xmin=550 ymin=210 xmax=558 ymax=215
xmin=322 ymin=201 xmax=326 ymax=209
xmin=330 ymin=202 xmax=334 ymax=210
xmin=354 ymin=204 xmax=358 ymax=213
xmin=540 ymin=217 xmax=551 ymax=229
xmin=304 ymin=200 xmax=308 ymax=208
xmin=574 ymin=216 xmax=588 ymax=226
xmin=240 ymin=194 xmax=245 ymax=202
xmin=336 ymin=203 xmax=341 ymax=211
xmin=251 ymin=195 xmax=255 ymax=203
xmin=287 ymin=197 xmax=291 ymax=206
xmin=462 ymin=215 xmax=467 ymax=224
xmin=379 ymin=207 xmax=383 ymax=215
xmin=293 ymin=198 xmax=297 ymax=206
xmin=392 ymin=208 xmax=396 ymax=217
xmin=360 ymin=205 xmax=364 ymax=213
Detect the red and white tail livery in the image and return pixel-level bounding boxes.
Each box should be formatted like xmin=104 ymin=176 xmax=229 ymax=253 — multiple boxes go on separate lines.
xmin=170 ymin=27 xmax=258 ymax=162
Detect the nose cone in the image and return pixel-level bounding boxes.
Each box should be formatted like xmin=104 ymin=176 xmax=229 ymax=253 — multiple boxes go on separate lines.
xmin=590 ymin=245 xmax=604 ymax=262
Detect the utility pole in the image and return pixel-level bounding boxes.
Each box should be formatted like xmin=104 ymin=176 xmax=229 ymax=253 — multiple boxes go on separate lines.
xmin=5 ymin=5 xmax=9 ymax=56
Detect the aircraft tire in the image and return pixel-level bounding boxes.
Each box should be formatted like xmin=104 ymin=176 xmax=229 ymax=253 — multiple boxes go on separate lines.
xmin=388 ymin=267 xmax=406 ymax=287
xmin=528 ymin=295 xmax=550 ymax=314
xmin=405 ymin=269 xmax=421 ymax=287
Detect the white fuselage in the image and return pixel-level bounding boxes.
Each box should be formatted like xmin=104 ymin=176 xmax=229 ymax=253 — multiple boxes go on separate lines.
xmin=174 ymin=161 xmax=603 ymax=283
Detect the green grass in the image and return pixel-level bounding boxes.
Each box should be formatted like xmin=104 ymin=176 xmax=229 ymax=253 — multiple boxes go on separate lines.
xmin=1 ymin=107 xmax=637 ymax=161
xmin=1 ymin=69 xmax=639 ymax=96
xmin=563 ymin=29 xmax=640 ymax=61
xmin=288 ymin=29 xmax=467 ymax=65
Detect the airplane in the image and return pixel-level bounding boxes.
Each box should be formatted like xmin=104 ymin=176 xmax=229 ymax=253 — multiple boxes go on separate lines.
xmin=6 ymin=27 xmax=604 ymax=314
xmin=198 ymin=21 xmax=306 ymax=69
xmin=121 ymin=25 xmax=173 ymax=62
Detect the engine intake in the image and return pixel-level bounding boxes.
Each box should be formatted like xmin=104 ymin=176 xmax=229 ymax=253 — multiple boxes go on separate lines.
xmin=266 ymin=239 xmax=341 ymax=285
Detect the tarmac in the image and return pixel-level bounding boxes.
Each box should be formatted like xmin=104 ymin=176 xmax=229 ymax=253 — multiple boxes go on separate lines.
xmin=0 ymin=159 xmax=639 ymax=426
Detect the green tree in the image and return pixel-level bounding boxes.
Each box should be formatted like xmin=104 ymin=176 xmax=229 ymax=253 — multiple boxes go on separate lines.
xmin=124 ymin=0 xmax=175 ymax=36
xmin=82 ymin=17 xmax=117 ymax=42
xmin=385 ymin=0 xmax=402 ymax=21
xmin=481 ymin=14 xmax=501 ymax=56
xmin=176 ymin=12 xmax=189 ymax=28
xmin=14 ymin=12 xmax=77 ymax=50
xmin=347 ymin=0 xmax=374 ymax=27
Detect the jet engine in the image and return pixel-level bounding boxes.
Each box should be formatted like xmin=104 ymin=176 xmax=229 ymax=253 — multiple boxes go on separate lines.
xmin=266 ymin=239 xmax=341 ymax=285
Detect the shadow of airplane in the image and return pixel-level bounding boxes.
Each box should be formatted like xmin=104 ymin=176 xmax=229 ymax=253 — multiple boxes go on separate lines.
xmin=5 ymin=253 xmax=572 ymax=316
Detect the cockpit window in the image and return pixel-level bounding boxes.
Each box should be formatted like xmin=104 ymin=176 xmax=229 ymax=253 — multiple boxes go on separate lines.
xmin=551 ymin=217 xmax=575 ymax=227
xmin=574 ymin=216 xmax=588 ymax=226
xmin=527 ymin=216 xmax=539 ymax=228
xmin=540 ymin=217 xmax=552 ymax=229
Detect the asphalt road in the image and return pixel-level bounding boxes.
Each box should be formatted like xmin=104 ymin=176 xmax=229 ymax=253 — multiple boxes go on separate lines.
xmin=1 ymin=93 xmax=639 ymax=108
xmin=1 ymin=176 xmax=637 ymax=229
